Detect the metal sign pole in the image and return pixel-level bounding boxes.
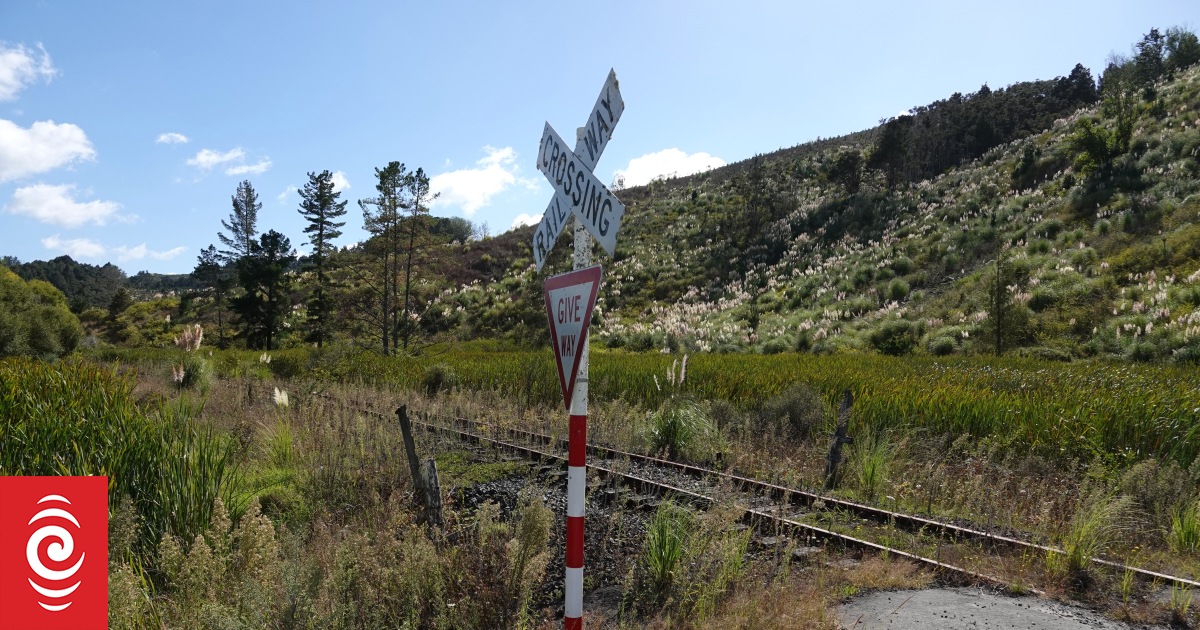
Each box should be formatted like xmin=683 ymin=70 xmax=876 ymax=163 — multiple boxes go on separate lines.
xmin=535 ymin=70 xmax=623 ymax=630
xmin=564 ymin=218 xmax=590 ymax=630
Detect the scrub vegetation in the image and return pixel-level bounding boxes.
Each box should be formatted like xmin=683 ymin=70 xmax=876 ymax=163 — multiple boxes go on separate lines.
xmin=3 ymin=25 xmax=1200 ymax=629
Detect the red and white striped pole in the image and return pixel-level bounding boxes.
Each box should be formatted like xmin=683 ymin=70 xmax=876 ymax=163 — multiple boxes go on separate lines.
xmin=565 ymin=218 xmax=590 ymax=630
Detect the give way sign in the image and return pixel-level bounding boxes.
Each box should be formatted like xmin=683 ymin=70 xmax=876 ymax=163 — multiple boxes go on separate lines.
xmin=543 ymin=265 xmax=603 ymax=409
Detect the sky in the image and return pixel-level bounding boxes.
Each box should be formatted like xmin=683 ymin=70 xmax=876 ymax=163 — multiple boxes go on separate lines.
xmin=1 ymin=1 xmax=1196 ymax=275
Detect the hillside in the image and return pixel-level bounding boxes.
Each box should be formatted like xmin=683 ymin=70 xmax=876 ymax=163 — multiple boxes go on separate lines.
xmin=10 ymin=28 xmax=1200 ymax=365
xmin=423 ymin=47 xmax=1200 ymax=364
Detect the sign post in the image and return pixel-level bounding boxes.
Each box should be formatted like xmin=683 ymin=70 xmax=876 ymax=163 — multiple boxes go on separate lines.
xmin=534 ymin=69 xmax=624 ymax=630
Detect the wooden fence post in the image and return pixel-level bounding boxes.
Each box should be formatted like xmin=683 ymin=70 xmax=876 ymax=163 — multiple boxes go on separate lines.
xmin=823 ymin=390 xmax=854 ymax=491
xmin=396 ymin=405 xmax=430 ymax=521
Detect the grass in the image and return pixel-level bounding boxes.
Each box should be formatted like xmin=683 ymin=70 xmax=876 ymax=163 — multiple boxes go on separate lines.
xmin=3 ymin=353 xmax=1189 ymax=627
xmin=91 ymin=346 xmax=1200 ymax=470
xmin=1171 ymin=498 xmax=1200 ymax=554
xmin=0 ymin=357 xmax=238 ymax=553
xmin=1055 ymin=493 xmax=1133 ymax=583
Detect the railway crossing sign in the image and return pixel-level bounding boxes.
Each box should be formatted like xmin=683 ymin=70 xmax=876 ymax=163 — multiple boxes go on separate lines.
xmin=543 ymin=265 xmax=603 ymax=410
xmin=532 ymin=69 xmax=625 ymax=271
xmin=535 ymin=70 xmax=624 ymax=630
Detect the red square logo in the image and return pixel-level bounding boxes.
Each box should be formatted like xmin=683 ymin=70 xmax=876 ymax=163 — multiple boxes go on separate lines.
xmin=0 ymin=476 xmax=108 ymax=630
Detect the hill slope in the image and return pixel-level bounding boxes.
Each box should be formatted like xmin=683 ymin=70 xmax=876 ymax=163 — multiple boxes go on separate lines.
xmin=425 ymin=59 xmax=1200 ymax=364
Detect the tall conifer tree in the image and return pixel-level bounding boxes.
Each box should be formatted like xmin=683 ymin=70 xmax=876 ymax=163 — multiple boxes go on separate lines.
xmin=298 ymin=170 xmax=347 ymax=347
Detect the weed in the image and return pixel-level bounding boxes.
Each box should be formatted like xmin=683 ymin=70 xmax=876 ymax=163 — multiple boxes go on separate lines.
xmin=1056 ymin=493 xmax=1132 ymax=584
xmin=853 ymin=430 xmax=895 ymax=502
xmin=1171 ymin=582 xmax=1194 ymax=624
xmin=643 ymin=501 xmax=691 ymax=601
xmin=1169 ymin=497 xmax=1200 ymax=553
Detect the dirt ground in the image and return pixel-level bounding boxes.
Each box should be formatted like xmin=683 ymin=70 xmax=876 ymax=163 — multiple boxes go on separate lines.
xmin=838 ymin=587 xmax=1168 ymax=629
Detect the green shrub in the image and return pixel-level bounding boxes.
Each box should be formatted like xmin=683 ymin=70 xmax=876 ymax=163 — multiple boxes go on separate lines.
xmin=1118 ymin=459 xmax=1195 ymax=530
xmin=176 ymin=353 xmax=212 ymax=391
xmin=1028 ymin=288 xmax=1060 ymax=312
xmin=887 ymin=279 xmax=910 ymax=301
xmin=0 ymin=358 xmax=236 ymax=554
xmin=0 ymin=267 xmax=82 ymax=358
xmin=643 ymin=501 xmax=691 ymax=602
xmin=928 ymin=335 xmax=957 ymax=356
xmin=1170 ymin=498 xmax=1200 ymax=554
xmin=853 ymin=430 xmax=895 ymax=501
xmin=423 ymin=363 xmax=459 ymax=397
xmin=758 ymin=383 xmax=826 ymax=441
xmin=268 ymin=350 xmax=308 ymax=379
xmin=870 ymin=320 xmax=917 ymax=356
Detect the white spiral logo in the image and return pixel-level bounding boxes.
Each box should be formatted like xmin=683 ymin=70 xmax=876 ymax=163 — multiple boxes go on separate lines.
xmin=26 ymin=494 xmax=85 ymax=612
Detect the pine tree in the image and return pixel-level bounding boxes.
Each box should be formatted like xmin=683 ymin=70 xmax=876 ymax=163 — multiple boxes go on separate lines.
xmin=194 ymin=245 xmax=232 ymax=348
xmin=218 ymin=180 xmax=261 ymax=265
xmin=398 ymin=167 xmax=436 ymax=351
xmin=232 ymin=230 xmax=294 ymax=350
xmin=297 ymin=170 xmax=347 ymax=348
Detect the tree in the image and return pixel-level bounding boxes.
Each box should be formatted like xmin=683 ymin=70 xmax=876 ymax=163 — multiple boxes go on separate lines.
xmin=108 ymin=287 xmax=134 ymax=319
xmin=357 ymin=162 xmax=439 ymax=354
xmin=194 ymin=245 xmax=232 ymax=349
xmin=1165 ymin=27 xmax=1200 ymax=72
xmin=358 ymin=161 xmax=408 ymax=355
xmin=297 ymin=170 xmax=347 ymax=348
xmin=0 ymin=266 xmax=82 ymax=358
xmin=1132 ymin=28 xmax=1166 ymax=89
xmin=397 ymin=167 xmax=437 ymax=351
xmin=825 ymin=150 xmax=863 ymax=196
xmin=867 ymin=115 xmax=912 ymax=192
xmin=231 ymin=231 xmax=295 ymax=350
xmin=218 ymin=180 xmax=261 ymax=265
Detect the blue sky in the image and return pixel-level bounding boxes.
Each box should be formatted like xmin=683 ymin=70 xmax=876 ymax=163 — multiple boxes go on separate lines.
xmin=1 ymin=1 xmax=1196 ymax=274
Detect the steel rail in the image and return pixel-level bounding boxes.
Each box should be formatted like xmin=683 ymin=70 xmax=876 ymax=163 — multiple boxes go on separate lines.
xmin=315 ymin=392 xmax=1200 ymax=591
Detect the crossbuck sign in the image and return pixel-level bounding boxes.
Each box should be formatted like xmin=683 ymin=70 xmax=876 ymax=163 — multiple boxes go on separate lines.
xmin=533 ymin=70 xmax=625 ymax=630
xmin=532 ymin=69 xmax=625 ymax=271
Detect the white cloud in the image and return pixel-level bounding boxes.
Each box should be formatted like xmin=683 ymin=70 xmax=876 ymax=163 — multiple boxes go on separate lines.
xmin=0 ymin=42 xmax=56 ymax=102
xmin=39 ymin=236 xmax=185 ymax=262
xmin=430 ymin=146 xmax=535 ymax=216
xmin=155 ymin=132 xmax=189 ymax=144
xmin=277 ymin=185 xmax=298 ymax=204
xmin=7 ymin=183 xmax=124 ymax=227
xmin=113 ymin=244 xmax=187 ymax=262
xmin=511 ymin=213 xmax=539 ymax=229
xmin=612 ymin=148 xmax=726 ymax=188
xmin=186 ymin=147 xmax=245 ymax=170
xmin=41 ymin=234 xmax=106 ymax=259
xmin=331 ymin=170 xmax=350 ymax=192
xmin=0 ymin=119 xmax=96 ymax=183
xmin=225 ymin=158 xmax=272 ymax=176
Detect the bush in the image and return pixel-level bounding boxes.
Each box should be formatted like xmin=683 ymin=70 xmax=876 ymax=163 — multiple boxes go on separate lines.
xmin=1118 ymin=459 xmax=1194 ymax=531
xmin=0 ymin=266 xmax=82 ymax=358
xmin=423 ymin=363 xmax=459 ymax=397
xmin=870 ymin=320 xmax=917 ymax=356
xmin=1028 ymin=288 xmax=1060 ymax=312
xmin=649 ymin=397 xmax=715 ymax=461
xmin=887 ymin=279 xmax=910 ymax=301
xmin=758 ymin=383 xmax=826 ymax=441
xmin=928 ymin=335 xmax=957 ymax=356
xmin=177 ymin=353 xmax=213 ymax=392
xmin=268 ymin=350 xmax=307 ymax=379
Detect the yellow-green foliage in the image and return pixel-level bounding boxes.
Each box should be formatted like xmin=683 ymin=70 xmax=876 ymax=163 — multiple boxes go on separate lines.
xmin=0 ymin=265 xmax=82 ymax=358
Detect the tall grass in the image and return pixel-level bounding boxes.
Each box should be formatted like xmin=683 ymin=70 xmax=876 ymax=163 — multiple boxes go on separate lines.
xmin=0 ymin=357 xmax=237 ymax=553
xmin=643 ymin=501 xmax=691 ymax=600
xmin=1171 ymin=498 xmax=1200 ymax=554
xmin=91 ymin=347 xmax=1200 ymax=468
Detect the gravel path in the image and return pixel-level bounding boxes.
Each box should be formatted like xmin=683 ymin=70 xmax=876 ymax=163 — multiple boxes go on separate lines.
xmin=839 ymin=588 xmax=1167 ymax=629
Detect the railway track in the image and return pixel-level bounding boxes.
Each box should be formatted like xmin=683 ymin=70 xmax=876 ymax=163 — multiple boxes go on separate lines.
xmin=315 ymin=392 xmax=1200 ymax=594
